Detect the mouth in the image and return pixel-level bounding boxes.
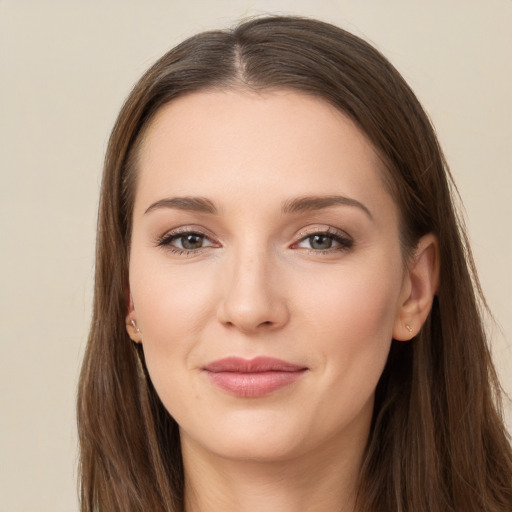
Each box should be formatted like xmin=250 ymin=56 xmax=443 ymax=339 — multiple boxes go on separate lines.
xmin=202 ymin=356 xmax=308 ymax=398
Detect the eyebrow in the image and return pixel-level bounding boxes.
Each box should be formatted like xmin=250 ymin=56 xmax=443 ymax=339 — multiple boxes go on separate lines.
xmin=144 ymin=196 xmax=217 ymax=215
xmin=144 ymin=194 xmax=372 ymax=219
xmin=282 ymin=195 xmax=373 ymax=219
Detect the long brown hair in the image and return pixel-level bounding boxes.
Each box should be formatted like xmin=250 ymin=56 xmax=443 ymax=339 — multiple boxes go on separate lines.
xmin=77 ymin=15 xmax=512 ymax=511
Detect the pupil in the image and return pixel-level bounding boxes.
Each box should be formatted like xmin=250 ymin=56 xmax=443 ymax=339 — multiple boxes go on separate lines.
xmin=182 ymin=234 xmax=203 ymax=249
xmin=311 ymin=235 xmax=332 ymax=250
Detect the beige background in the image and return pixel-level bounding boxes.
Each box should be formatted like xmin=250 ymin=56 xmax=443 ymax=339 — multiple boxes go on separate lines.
xmin=0 ymin=1 xmax=510 ymax=510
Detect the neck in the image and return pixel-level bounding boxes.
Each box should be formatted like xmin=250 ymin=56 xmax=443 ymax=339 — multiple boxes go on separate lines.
xmin=182 ymin=431 xmax=365 ymax=512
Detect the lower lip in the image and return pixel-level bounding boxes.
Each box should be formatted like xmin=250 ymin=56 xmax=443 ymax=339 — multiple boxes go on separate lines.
xmin=205 ymin=370 xmax=307 ymax=397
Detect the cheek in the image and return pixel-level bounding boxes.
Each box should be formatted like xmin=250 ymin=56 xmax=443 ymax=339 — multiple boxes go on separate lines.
xmin=132 ymin=259 xmax=216 ymax=338
xmin=293 ymin=265 xmax=401 ymax=435
xmin=129 ymin=259 xmax=218 ymax=399
xmin=298 ymin=261 xmax=402 ymax=394
xmin=300 ymin=259 xmax=402 ymax=343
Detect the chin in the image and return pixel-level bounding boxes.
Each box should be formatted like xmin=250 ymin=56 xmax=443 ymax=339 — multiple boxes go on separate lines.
xmin=180 ymin=409 xmax=314 ymax=463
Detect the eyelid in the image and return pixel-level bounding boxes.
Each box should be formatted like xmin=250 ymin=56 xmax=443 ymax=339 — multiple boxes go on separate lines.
xmin=156 ymin=225 xmax=217 ymax=239
xmin=292 ymin=225 xmax=353 ymax=251
xmin=155 ymin=225 xmax=221 ymax=251
xmin=295 ymin=225 xmax=351 ymax=241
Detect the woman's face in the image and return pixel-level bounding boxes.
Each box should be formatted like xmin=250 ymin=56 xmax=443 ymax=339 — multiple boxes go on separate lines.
xmin=128 ymin=90 xmax=410 ymax=462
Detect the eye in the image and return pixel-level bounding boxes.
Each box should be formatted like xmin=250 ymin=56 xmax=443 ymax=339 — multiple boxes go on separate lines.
xmin=295 ymin=229 xmax=353 ymax=252
xmin=157 ymin=230 xmax=217 ymax=253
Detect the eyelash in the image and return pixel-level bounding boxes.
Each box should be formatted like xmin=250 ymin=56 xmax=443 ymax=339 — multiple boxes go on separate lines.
xmin=156 ymin=226 xmax=353 ymax=256
xmin=294 ymin=227 xmax=353 ymax=254
xmin=156 ymin=229 xmax=217 ymax=256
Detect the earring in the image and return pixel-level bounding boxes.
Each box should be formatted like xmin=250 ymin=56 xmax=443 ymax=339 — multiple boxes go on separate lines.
xmin=406 ymin=324 xmax=413 ymax=335
xmin=131 ymin=320 xmax=141 ymax=333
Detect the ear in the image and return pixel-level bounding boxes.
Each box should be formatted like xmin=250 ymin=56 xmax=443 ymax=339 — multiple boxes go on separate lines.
xmin=125 ymin=291 xmax=143 ymax=343
xmin=393 ymin=234 xmax=440 ymax=341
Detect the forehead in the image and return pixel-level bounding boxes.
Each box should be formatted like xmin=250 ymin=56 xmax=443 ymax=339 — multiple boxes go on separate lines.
xmin=134 ymin=89 xmax=394 ymax=217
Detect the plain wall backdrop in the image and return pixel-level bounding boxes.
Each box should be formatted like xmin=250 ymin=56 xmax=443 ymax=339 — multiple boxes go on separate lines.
xmin=0 ymin=1 xmax=510 ymax=510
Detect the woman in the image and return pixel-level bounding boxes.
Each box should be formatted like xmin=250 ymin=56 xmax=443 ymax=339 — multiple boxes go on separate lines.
xmin=77 ymin=15 xmax=512 ymax=512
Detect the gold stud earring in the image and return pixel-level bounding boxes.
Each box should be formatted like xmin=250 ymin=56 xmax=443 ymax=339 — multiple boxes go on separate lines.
xmin=130 ymin=320 xmax=141 ymax=333
xmin=406 ymin=324 xmax=413 ymax=334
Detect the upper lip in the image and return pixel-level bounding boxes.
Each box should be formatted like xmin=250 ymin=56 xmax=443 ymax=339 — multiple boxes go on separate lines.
xmin=203 ymin=356 xmax=307 ymax=373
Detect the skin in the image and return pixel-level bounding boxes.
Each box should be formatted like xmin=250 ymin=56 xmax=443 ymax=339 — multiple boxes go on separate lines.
xmin=126 ymin=90 xmax=439 ymax=512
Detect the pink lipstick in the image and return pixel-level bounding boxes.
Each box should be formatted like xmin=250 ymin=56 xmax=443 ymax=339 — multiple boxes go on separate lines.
xmin=203 ymin=357 xmax=308 ymax=398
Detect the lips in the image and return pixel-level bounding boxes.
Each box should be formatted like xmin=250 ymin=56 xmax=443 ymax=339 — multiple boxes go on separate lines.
xmin=202 ymin=357 xmax=308 ymax=397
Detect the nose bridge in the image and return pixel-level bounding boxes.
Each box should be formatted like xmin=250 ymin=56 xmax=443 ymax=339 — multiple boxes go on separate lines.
xmin=218 ymin=239 xmax=288 ymax=332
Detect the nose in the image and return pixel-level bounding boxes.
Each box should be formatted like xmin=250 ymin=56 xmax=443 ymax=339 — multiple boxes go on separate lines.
xmin=217 ymin=247 xmax=290 ymax=334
